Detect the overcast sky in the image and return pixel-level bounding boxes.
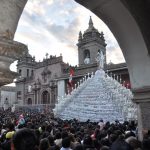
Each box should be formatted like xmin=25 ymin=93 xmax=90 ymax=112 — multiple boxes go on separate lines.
xmin=10 ymin=0 xmax=125 ymax=71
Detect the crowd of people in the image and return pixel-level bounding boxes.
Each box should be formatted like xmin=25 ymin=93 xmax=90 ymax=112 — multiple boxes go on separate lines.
xmin=0 ymin=109 xmax=150 ymax=150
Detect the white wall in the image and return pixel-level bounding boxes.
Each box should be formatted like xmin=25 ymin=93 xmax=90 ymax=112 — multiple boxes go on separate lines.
xmin=57 ymin=80 xmax=65 ymax=99
xmin=1 ymin=90 xmax=16 ymax=107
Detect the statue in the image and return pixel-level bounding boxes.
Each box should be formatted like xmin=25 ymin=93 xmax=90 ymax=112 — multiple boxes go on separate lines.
xmin=3 ymin=98 xmax=9 ymax=110
xmin=96 ymin=51 xmax=105 ymax=69
xmin=28 ymin=85 xmax=32 ymax=92
xmin=84 ymin=54 xmax=90 ymax=64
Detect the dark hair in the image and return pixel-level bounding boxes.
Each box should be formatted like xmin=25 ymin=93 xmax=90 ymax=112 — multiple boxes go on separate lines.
xmin=70 ymin=127 xmax=76 ymax=134
xmin=12 ymin=128 xmax=37 ymax=150
xmin=55 ymin=132 xmax=62 ymax=139
xmin=48 ymin=135 xmax=55 ymax=146
xmin=61 ymin=131 xmax=69 ymax=139
xmin=62 ymin=137 xmax=71 ymax=148
xmin=39 ymin=138 xmax=50 ymax=150
xmin=109 ymin=134 xmax=117 ymax=144
xmin=111 ymin=139 xmax=133 ymax=150
xmin=100 ymin=138 xmax=110 ymax=147
xmin=142 ymin=138 xmax=150 ymax=150
xmin=83 ymin=135 xmax=93 ymax=146
xmin=100 ymin=146 xmax=110 ymax=150
xmin=7 ymin=123 xmax=15 ymax=131
xmin=74 ymin=144 xmax=84 ymax=150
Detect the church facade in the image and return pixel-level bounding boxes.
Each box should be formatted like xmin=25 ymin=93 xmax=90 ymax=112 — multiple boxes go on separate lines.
xmin=15 ymin=17 xmax=130 ymax=108
xmin=16 ymin=54 xmax=69 ymax=107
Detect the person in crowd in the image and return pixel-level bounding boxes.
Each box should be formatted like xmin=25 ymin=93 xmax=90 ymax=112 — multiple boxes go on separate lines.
xmin=73 ymin=144 xmax=84 ymax=150
xmin=142 ymin=138 xmax=150 ymax=150
xmin=0 ymin=108 xmax=143 ymax=150
xmin=110 ymin=136 xmax=134 ymax=150
xmin=61 ymin=137 xmax=72 ymax=150
xmin=12 ymin=128 xmax=37 ymax=150
xmin=125 ymin=136 xmax=142 ymax=150
xmin=83 ymin=135 xmax=96 ymax=150
xmin=39 ymin=138 xmax=50 ymax=150
xmin=1 ymin=131 xmax=15 ymax=150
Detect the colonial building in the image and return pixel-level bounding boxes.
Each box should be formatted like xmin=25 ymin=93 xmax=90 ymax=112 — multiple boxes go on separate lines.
xmin=15 ymin=17 xmax=130 ymax=107
xmin=16 ymin=53 xmax=69 ymax=107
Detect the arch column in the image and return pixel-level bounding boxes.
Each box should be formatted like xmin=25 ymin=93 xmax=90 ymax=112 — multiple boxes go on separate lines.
xmin=132 ymin=87 xmax=150 ymax=140
xmin=75 ymin=0 xmax=150 ymax=140
xmin=0 ymin=0 xmax=28 ymax=86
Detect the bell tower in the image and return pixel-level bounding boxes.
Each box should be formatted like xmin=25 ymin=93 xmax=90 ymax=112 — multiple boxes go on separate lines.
xmin=77 ymin=16 xmax=107 ymax=66
xmin=17 ymin=50 xmax=36 ymax=78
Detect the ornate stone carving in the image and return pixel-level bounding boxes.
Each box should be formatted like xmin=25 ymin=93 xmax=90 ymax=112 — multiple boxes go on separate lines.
xmin=0 ymin=38 xmax=28 ymax=86
xmin=0 ymin=29 xmax=13 ymax=40
xmin=0 ymin=38 xmax=27 ymax=59
xmin=0 ymin=69 xmax=17 ymax=86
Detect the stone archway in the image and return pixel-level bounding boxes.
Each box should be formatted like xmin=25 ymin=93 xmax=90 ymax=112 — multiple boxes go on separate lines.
xmin=76 ymin=0 xmax=150 ymax=141
xmin=0 ymin=0 xmax=28 ymax=86
xmin=41 ymin=90 xmax=50 ymax=104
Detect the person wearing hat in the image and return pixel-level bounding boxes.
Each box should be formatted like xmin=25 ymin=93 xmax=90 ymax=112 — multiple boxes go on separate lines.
xmin=1 ymin=131 xmax=15 ymax=150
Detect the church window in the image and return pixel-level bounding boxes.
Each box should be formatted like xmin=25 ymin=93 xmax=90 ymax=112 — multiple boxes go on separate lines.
xmin=27 ymin=98 xmax=32 ymax=105
xmin=19 ymin=69 xmax=22 ymax=76
xmin=31 ymin=70 xmax=34 ymax=76
xmin=27 ymin=69 xmax=29 ymax=77
xmin=84 ymin=50 xmax=91 ymax=64
xmin=84 ymin=49 xmax=90 ymax=59
xmin=17 ymin=91 xmax=22 ymax=99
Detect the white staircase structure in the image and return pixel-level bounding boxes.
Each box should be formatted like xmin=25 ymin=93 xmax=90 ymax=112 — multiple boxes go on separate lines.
xmin=53 ymin=69 xmax=137 ymax=122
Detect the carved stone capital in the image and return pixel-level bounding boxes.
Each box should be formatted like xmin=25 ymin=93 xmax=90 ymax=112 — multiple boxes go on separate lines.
xmin=0 ymin=38 xmax=27 ymax=59
xmin=0 ymin=70 xmax=17 ymax=86
xmin=0 ymin=38 xmax=27 ymax=86
xmin=132 ymin=86 xmax=150 ymax=103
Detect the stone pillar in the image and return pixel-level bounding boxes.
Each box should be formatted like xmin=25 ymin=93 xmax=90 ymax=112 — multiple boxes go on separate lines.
xmin=132 ymin=87 xmax=150 ymax=141
xmin=0 ymin=0 xmax=28 ymax=39
xmin=0 ymin=0 xmax=28 ymax=86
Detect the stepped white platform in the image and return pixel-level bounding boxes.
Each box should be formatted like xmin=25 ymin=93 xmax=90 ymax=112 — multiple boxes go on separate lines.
xmin=53 ymin=69 xmax=137 ymax=122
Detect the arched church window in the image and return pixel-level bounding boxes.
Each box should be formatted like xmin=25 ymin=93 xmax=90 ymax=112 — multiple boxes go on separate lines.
xmin=27 ymin=98 xmax=32 ymax=105
xmin=84 ymin=50 xmax=90 ymax=64
xmin=31 ymin=70 xmax=34 ymax=77
xmin=27 ymin=69 xmax=29 ymax=77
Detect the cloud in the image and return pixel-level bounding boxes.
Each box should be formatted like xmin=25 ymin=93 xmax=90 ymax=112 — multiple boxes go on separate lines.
xmin=25 ymin=1 xmax=46 ymax=16
xmin=27 ymin=0 xmax=54 ymax=9
xmin=45 ymin=17 xmax=80 ymax=45
xmin=14 ymin=0 xmax=124 ymax=70
xmin=107 ymin=47 xmax=125 ymax=64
